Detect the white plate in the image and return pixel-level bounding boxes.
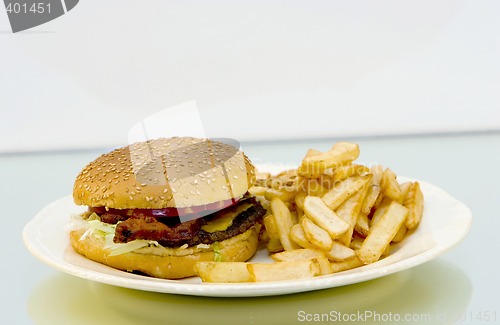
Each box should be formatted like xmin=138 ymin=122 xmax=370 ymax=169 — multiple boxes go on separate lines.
xmin=23 ymin=173 xmax=471 ymax=297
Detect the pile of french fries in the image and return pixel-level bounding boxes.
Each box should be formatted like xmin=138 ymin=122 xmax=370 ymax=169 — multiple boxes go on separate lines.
xmin=194 ymin=142 xmax=424 ymax=283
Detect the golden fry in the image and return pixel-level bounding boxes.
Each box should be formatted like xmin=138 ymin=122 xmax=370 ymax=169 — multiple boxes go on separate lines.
xmin=248 ymin=186 xmax=268 ymax=196
xmin=336 ymin=174 xmax=372 ymax=245
xmin=290 ymin=223 xmax=315 ymax=249
xmin=271 ymin=198 xmax=301 ymax=251
xmin=404 ymin=182 xmax=424 ymax=229
xmin=314 ymin=256 xmax=333 ymax=275
xmin=392 ymin=223 xmax=407 ymax=243
xmin=248 ymin=259 xmax=321 ymax=282
xmin=331 ymin=257 xmax=363 ymax=273
xmin=324 ymin=241 xmax=356 ymax=262
xmin=304 ymin=196 xmax=350 ymax=239
xmin=354 ymin=212 xmax=370 ymax=237
xmin=301 ymin=142 xmax=360 ymax=174
xmin=381 ymin=168 xmax=404 ymax=203
xmin=301 ymin=217 xmax=334 ymax=251
xmin=370 ymin=196 xmax=392 ymax=227
xmin=322 ymin=176 xmax=366 ymax=210
xmin=357 ymin=201 xmax=408 ymax=264
xmin=195 ymin=262 xmax=251 ymax=283
xmin=333 ymin=164 xmax=370 ymax=182
xmin=271 ymin=248 xmax=325 ymax=262
xmin=265 ymin=188 xmax=296 ymax=202
xmin=361 ymin=165 xmax=384 ymax=214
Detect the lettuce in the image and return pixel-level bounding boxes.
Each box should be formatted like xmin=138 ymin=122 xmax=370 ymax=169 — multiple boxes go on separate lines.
xmin=213 ymin=242 xmax=224 ymax=262
xmin=88 ymin=219 xmax=116 ymax=235
xmin=79 ymin=216 xmax=158 ymax=256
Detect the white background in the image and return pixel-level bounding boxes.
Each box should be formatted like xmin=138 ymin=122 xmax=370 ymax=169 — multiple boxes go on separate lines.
xmin=1 ymin=0 xmax=499 ymax=153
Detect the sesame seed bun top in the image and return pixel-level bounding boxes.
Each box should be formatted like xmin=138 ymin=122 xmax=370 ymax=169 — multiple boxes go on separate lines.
xmin=73 ymin=137 xmax=256 ymax=209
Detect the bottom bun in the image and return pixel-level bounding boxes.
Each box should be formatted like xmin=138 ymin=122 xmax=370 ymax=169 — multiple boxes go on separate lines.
xmin=69 ymin=227 xmax=258 ymax=279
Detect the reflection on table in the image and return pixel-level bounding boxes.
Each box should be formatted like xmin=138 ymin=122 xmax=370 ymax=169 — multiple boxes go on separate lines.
xmin=28 ymin=259 xmax=471 ymax=325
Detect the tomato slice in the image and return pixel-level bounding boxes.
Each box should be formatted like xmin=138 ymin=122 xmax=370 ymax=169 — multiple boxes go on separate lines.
xmin=89 ymin=197 xmax=241 ymax=218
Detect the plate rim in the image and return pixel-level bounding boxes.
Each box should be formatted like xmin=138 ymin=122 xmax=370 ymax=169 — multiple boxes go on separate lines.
xmin=23 ymin=177 xmax=472 ymax=297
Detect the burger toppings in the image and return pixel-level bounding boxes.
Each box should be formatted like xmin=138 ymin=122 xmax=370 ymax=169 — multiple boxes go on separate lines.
xmin=88 ymin=196 xmax=242 ymax=220
xmin=82 ymin=196 xmax=266 ymax=248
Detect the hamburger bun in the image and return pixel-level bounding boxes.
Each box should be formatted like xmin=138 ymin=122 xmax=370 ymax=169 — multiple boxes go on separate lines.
xmin=73 ymin=137 xmax=256 ymax=209
xmin=69 ymin=226 xmax=258 ymax=279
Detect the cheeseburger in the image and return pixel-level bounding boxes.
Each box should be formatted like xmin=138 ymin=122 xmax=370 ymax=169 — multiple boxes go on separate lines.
xmin=70 ymin=137 xmax=266 ymax=279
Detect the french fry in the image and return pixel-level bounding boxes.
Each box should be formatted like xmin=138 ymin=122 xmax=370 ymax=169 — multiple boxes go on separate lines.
xmin=301 ymin=217 xmax=334 ymax=251
xmin=320 ymin=174 xmax=335 ymax=190
xmin=304 ymin=178 xmax=330 ymax=197
xmin=304 ymin=148 xmax=322 ymax=158
xmin=349 ymin=234 xmax=364 ymax=250
xmin=331 ymin=257 xmax=364 ymax=273
xmin=322 ymin=176 xmax=366 ymax=210
xmin=268 ymin=171 xmax=300 ymax=193
xmin=271 ymin=198 xmax=301 ymax=251
xmin=372 ymin=192 xmax=385 ymax=210
xmin=295 ymin=191 xmax=307 ymax=210
xmin=354 ymin=211 xmax=370 ymax=237
xmin=259 ymin=227 xmax=270 ymax=243
xmin=370 ymin=196 xmax=392 ymax=227
xmin=336 ymin=175 xmax=372 ymax=245
xmin=324 ymin=241 xmax=356 ymax=262
xmin=399 ymin=181 xmax=412 ymax=199
xmin=263 ymin=215 xmax=279 ymax=239
xmin=248 ymin=259 xmax=321 ymax=282
xmin=301 ymin=142 xmax=360 ymax=174
xmin=357 ymin=201 xmax=408 ymax=264
xmin=248 ymin=186 xmax=267 ymax=196
xmin=297 ymin=149 xmax=324 ymax=177
xmin=381 ymin=244 xmax=391 ymax=256
xmin=392 ymin=223 xmax=407 ymax=243
xmin=303 ymin=196 xmax=349 ymax=239
xmin=333 ymin=164 xmax=370 ymax=182
xmin=271 ymin=248 xmax=325 ymax=262
xmin=297 ymin=165 xmax=324 ymax=178
xmin=404 ymin=182 xmax=424 ymax=229
xmin=290 ymin=223 xmax=316 ymax=249
xmin=381 ymin=168 xmax=404 ymax=203
xmin=267 ymin=238 xmax=284 ymax=253
xmin=265 ymin=188 xmax=296 ymax=202
xmin=314 ymin=256 xmax=333 ymax=275
xmin=330 ymin=141 xmax=361 ymax=156
xmin=289 ymin=210 xmax=299 ymax=227
xmin=295 ymin=208 xmax=304 ymax=222
xmin=264 ymin=217 xmax=283 ymax=253
xmin=361 ymin=166 xmax=383 ymax=214
xmin=195 ymin=262 xmax=251 ymax=283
